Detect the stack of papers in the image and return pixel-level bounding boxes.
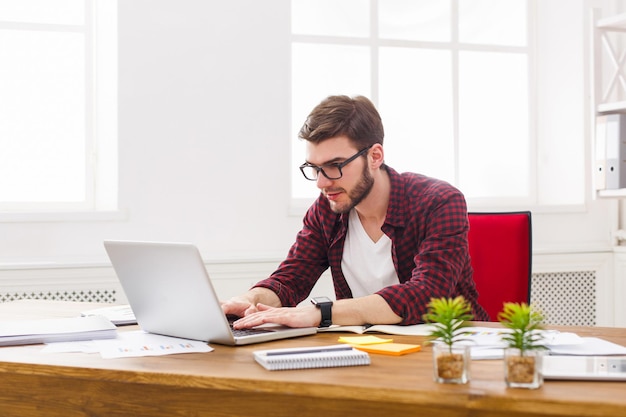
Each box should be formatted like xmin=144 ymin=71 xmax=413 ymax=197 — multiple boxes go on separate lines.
xmin=0 ymin=316 xmax=117 ymax=346
xmin=548 ymin=337 xmax=626 ymax=356
xmin=80 ymin=304 xmax=137 ymax=326
xmin=0 ymin=314 xmax=213 ymax=359
xmin=455 ymin=327 xmax=626 ymax=359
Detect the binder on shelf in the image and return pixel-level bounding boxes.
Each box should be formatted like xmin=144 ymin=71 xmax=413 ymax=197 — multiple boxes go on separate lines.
xmin=595 ymin=114 xmax=607 ymax=190
xmin=253 ymin=344 xmax=370 ymax=371
xmin=603 ymin=113 xmax=626 ymax=189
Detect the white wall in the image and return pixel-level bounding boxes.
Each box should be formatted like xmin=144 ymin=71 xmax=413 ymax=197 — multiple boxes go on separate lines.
xmin=116 ymin=0 xmax=299 ymax=258
xmin=0 ymin=0 xmax=303 ymax=266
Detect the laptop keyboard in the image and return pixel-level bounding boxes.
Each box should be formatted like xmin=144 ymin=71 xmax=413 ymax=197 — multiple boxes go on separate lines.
xmin=227 ymin=316 xmax=273 ymax=336
xmin=231 ymin=327 xmax=273 ymax=337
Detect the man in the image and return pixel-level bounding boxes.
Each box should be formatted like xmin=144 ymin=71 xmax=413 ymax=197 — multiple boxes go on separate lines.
xmin=222 ymin=95 xmax=488 ymax=329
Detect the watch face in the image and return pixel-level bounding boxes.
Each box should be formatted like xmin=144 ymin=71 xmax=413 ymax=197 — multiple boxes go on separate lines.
xmin=312 ymin=296 xmax=332 ymax=304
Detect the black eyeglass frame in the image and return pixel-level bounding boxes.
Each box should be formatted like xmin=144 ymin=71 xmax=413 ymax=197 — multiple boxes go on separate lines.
xmin=299 ymin=145 xmax=373 ymax=181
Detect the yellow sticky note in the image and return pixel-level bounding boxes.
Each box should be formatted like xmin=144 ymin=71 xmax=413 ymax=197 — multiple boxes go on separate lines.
xmin=354 ymin=343 xmax=422 ymax=356
xmin=337 ymin=335 xmax=393 ymax=345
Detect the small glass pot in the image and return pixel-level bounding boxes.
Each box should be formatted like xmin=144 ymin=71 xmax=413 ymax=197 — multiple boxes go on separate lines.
xmin=504 ymin=348 xmax=545 ymax=389
xmin=432 ymin=343 xmax=471 ymax=384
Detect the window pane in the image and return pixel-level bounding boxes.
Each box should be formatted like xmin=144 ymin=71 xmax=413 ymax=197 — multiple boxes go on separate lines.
xmin=379 ymin=0 xmax=450 ymax=42
xmin=290 ymin=0 xmax=534 ymax=207
xmin=0 ymin=0 xmax=84 ymax=25
xmin=379 ymin=47 xmax=454 ymax=183
xmin=0 ymin=30 xmax=85 ymax=202
xmin=459 ymin=0 xmax=527 ymax=46
xmin=291 ymin=0 xmax=369 ymax=37
xmin=291 ymin=43 xmax=370 ymax=198
xmin=458 ymin=51 xmax=528 ymax=198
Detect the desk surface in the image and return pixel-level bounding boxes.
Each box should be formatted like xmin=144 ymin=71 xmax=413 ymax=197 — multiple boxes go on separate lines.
xmin=0 ymin=300 xmax=625 ymax=417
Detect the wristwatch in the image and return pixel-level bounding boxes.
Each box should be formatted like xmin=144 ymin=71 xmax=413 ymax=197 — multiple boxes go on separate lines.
xmin=311 ymin=296 xmax=333 ymax=328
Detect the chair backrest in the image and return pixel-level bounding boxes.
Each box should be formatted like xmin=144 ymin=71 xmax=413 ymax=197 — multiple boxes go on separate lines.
xmin=467 ymin=211 xmax=532 ymax=321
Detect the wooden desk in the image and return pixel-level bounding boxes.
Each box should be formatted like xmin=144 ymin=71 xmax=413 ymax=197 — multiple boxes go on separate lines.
xmin=0 ymin=300 xmax=625 ymax=417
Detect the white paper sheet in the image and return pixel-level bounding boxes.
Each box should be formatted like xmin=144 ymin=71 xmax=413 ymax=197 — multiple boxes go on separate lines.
xmin=93 ymin=331 xmax=214 ymax=358
xmin=42 ymin=331 xmax=213 ymax=358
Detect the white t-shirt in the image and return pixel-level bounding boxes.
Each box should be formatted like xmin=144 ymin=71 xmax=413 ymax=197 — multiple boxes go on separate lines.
xmin=341 ymin=209 xmax=400 ymax=298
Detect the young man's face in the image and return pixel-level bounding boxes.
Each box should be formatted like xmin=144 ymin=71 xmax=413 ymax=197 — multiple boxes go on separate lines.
xmin=304 ymin=136 xmax=374 ymax=214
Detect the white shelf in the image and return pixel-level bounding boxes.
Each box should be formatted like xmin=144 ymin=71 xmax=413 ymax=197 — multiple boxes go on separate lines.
xmin=593 ymin=10 xmax=626 ymax=199
xmin=597 ymin=189 xmax=626 ymax=198
xmin=597 ymin=13 xmax=626 ymax=30
xmin=598 ymin=101 xmax=626 ymax=113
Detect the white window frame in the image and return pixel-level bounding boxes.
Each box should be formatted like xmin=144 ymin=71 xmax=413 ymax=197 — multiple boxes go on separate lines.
xmin=0 ymin=0 xmax=120 ymax=222
xmin=289 ymin=0 xmax=553 ymax=215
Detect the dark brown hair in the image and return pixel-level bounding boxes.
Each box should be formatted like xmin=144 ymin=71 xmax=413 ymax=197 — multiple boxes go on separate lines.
xmin=298 ymin=95 xmax=384 ymax=149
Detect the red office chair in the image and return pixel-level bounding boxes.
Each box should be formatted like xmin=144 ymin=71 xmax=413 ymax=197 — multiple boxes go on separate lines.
xmin=467 ymin=211 xmax=532 ymax=321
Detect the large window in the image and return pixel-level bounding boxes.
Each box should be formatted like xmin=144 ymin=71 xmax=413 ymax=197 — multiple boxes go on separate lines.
xmin=291 ymin=0 xmax=533 ymax=206
xmin=0 ymin=0 xmax=117 ymax=214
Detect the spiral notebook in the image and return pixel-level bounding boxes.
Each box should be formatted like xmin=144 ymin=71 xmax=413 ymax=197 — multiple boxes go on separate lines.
xmin=253 ymin=344 xmax=371 ymax=371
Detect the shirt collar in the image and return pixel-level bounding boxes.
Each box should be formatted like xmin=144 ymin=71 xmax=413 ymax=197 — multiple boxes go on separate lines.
xmin=382 ymin=165 xmax=407 ymax=229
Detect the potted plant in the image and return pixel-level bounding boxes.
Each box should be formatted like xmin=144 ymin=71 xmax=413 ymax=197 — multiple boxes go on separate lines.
xmin=423 ymin=296 xmax=473 ymax=384
xmin=497 ymin=302 xmax=547 ymax=389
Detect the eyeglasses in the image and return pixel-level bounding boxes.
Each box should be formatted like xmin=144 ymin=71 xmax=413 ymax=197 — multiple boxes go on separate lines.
xmin=299 ymin=145 xmax=372 ymax=181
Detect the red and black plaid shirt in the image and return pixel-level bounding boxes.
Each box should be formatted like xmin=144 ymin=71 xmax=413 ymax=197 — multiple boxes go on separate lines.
xmin=254 ymin=166 xmax=489 ymax=324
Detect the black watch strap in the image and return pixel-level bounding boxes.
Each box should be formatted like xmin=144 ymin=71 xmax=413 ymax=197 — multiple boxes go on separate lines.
xmin=311 ymin=297 xmax=333 ymax=328
xmin=317 ymin=302 xmax=333 ymax=328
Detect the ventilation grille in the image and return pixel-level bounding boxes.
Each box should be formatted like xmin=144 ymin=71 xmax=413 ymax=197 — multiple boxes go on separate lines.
xmin=0 ymin=290 xmax=117 ymax=304
xmin=531 ymin=271 xmax=596 ymax=326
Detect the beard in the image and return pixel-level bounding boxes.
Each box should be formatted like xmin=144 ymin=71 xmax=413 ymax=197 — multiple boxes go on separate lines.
xmin=328 ymin=164 xmax=375 ymax=214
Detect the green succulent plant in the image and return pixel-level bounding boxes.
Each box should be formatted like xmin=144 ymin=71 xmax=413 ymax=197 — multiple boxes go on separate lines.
xmin=423 ymin=296 xmax=474 ymax=353
xmin=497 ymin=302 xmax=546 ymax=354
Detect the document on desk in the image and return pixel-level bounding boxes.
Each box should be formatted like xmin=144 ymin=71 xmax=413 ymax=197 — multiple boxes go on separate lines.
xmin=456 ymin=328 xmax=587 ymax=360
xmin=0 ymin=316 xmax=117 ymax=346
xmin=318 ymin=323 xmax=435 ymax=336
xmin=547 ymin=337 xmax=626 ymax=356
xmin=93 ymin=331 xmax=213 ymax=358
xmin=80 ymin=304 xmax=137 ymax=326
xmin=464 ymin=328 xmax=626 ymax=360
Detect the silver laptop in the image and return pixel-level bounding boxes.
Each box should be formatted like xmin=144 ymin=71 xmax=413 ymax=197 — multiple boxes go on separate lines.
xmin=103 ymin=240 xmax=317 ymax=345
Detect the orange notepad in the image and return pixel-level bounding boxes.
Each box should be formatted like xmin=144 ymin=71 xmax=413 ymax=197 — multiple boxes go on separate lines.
xmin=353 ymin=342 xmax=421 ymax=356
